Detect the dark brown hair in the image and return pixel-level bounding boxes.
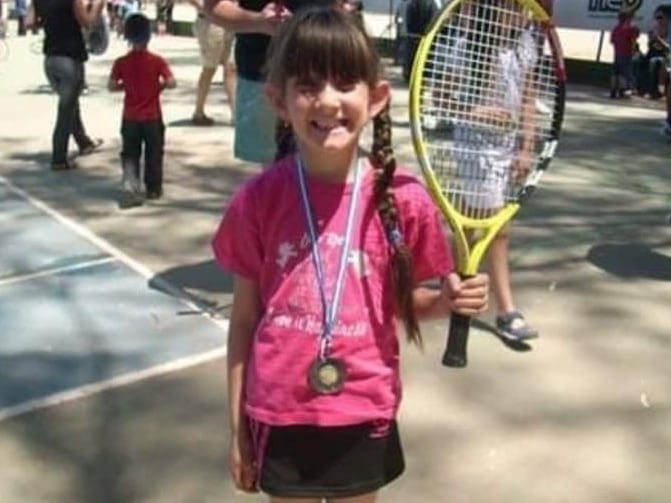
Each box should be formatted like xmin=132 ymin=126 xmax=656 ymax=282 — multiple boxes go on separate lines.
xmin=266 ymin=6 xmax=421 ymax=345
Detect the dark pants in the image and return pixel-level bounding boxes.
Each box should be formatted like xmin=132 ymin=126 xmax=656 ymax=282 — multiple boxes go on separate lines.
xmin=612 ymin=55 xmax=634 ymax=89
xmin=647 ymin=56 xmax=667 ymax=98
xmin=156 ymin=0 xmax=174 ymax=33
xmin=17 ymin=15 xmax=26 ymax=36
xmin=121 ymin=119 xmax=165 ymax=193
xmin=403 ymin=34 xmax=421 ymax=83
xmin=16 ymin=15 xmax=38 ymax=35
xmin=44 ymin=56 xmax=93 ymax=165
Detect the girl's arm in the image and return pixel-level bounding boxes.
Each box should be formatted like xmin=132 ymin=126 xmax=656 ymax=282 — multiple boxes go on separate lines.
xmin=227 ymin=275 xmax=261 ymax=437
xmin=413 ymin=273 xmax=489 ymax=320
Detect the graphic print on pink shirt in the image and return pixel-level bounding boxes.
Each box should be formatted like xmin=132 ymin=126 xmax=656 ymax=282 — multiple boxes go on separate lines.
xmin=268 ymin=219 xmax=370 ymax=340
xmin=213 ymin=156 xmax=453 ymax=427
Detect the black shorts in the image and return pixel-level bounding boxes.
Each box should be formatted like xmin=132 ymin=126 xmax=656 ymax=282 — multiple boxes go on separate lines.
xmin=255 ymin=420 xmax=405 ymax=499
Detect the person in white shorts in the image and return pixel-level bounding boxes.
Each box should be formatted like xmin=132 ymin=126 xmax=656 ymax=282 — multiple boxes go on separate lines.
xmin=454 ymin=26 xmax=537 ymax=209
xmin=189 ymin=0 xmax=236 ymax=125
xmin=451 ymin=1 xmax=539 ymax=341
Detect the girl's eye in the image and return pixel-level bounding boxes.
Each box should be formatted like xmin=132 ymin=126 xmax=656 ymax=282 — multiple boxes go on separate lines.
xmin=293 ymin=78 xmax=359 ymax=94
xmin=295 ymin=82 xmax=319 ymax=93
xmin=336 ymin=81 xmax=357 ymax=92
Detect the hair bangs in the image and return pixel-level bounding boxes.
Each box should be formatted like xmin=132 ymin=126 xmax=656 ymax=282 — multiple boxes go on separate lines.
xmin=267 ymin=7 xmax=380 ymax=89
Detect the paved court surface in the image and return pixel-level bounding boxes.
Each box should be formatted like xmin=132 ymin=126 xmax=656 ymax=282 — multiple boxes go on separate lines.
xmin=0 ymin=180 xmax=227 ymax=420
xmin=0 ymin=23 xmax=670 ymax=503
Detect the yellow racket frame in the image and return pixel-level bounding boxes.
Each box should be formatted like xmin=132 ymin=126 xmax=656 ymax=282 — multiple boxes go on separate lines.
xmin=409 ymin=0 xmax=552 ymax=276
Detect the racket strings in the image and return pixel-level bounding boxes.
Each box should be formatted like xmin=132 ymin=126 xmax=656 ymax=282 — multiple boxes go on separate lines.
xmin=419 ymin=0 xmax=558 ymax=219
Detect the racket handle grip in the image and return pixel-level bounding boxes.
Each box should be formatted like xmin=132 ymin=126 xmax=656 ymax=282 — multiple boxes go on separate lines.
xmin=442 ymin=313 xmax=471 ymax=368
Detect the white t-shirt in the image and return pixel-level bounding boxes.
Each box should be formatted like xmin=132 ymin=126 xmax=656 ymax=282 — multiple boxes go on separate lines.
xmin=450 ymin=28 xmax=538 ymax=209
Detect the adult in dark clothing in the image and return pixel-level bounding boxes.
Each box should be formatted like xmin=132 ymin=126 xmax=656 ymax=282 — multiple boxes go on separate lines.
xmin=15 ymin=0 xmax=29 ymax=36
xmin=206 ymin=0 xmax=337 ymax=164
xmin=403 ymin=0 xmax=440 ymax=82
xmin=27 ymin=0 xmax=104 ymax=170
xmin=156 ymin=0 xmax=175 ymax=34
xmin=645 ymin=6 xmax=671 ymax=99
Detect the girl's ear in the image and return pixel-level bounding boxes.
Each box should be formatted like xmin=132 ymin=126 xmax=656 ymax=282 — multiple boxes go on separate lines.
xmin=263 ymin=83 xmax=289 ymax=122
xmin=369 ymin=80 xmax=391 ymax=119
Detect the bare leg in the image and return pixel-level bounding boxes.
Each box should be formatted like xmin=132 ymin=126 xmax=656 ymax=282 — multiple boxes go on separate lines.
xmin=223 ymin=61 xmax=237 ymax=119
xmin=487 ymin=226 xmax=514 ymax=315
xmin=194 ymin=65 xmax=217 ymax=118
xmin=487 ymin=225 xmax=538 ymax=339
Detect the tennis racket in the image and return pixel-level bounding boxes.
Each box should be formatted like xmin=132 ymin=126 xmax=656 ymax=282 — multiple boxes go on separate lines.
xmin=408 ymin=0 xmax=566 ymax=368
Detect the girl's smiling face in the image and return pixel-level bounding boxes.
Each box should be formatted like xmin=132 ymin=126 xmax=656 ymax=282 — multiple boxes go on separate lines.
xmin=264 ymin=7 xmax=390 ymax=173
xmin=276 ymin=76 xmax=388 ymax=161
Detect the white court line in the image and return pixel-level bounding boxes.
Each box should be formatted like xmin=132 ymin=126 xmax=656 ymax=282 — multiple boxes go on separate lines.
xmin=0 ymin=175 xmax=230 ymax=422
xmin=0 ymin=256 xmax=117 ymax=287
xmin=0 ymin=175 xmax=227 ymax=329
xmin=0 ymin=343 xmax=228 ymax=423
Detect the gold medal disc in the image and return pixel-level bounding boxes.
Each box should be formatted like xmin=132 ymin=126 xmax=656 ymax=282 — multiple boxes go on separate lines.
xmin=308 ymin=358 xmax=346 ymax=394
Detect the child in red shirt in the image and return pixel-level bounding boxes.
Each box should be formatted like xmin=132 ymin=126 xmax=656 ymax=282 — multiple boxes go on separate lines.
xmin=610 ymin=10 xmax=640 ymax=98
xmin=108 ymin=13 xmax=176 ymax=207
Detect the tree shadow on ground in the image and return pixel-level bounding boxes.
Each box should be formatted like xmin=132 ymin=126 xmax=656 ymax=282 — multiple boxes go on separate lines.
xmin=2 ymin=78 xmax=671 ymax=503
xmin=8 ymin=149 xmax=51 ymax=165
xmin=165 ymin=117 xmax=234 ymax=128
xmin=587 ymin=242 xmax=671 ymax=281
xmin=149 ymin=259 xmax=234 ymax=319
xmin=471 ymin=318 xmax=534 ymax=353
xmin=0 ymin=358 xmax=248 ymax=503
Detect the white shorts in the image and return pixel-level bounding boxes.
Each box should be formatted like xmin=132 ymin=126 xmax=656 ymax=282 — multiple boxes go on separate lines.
xmin=452 ymin=122 xmax=515 ymax=210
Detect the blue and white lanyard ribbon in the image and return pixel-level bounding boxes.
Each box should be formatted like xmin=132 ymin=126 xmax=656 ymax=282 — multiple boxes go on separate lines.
xmin=296 ymin=154 xmax=363 ymax=361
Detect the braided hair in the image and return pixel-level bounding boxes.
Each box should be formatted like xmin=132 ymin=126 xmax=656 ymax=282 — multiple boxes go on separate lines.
xmin=371 ymin=105 xmax=421 ymax=345
xmin=274 ymin=119 xmax=295 ymax=161
xmin=266 ymin=5 xmax=421 ymax=344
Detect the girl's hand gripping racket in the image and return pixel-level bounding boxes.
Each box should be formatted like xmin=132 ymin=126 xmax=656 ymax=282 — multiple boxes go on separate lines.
xmin=408 ymin=0 xmax=566 ymax=368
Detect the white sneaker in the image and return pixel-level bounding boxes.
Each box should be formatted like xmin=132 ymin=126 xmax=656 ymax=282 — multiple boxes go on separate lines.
xmin=120 ymin=166 xmax=144 ymax=208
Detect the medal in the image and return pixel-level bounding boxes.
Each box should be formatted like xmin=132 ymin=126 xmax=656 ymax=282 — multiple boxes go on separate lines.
xmin=296 ymin=155 xmax=363 ymax=395
xmin=308 ymin=358 xmax=347 ymax=395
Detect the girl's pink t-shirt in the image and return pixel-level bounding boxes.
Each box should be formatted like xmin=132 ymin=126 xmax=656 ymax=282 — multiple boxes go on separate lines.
xmin=212 ymin=156 xmax=453 ymax=426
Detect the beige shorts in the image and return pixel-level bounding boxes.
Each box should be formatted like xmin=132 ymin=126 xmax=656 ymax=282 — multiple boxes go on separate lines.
xmin=193 ymin=16 xmax=234 ymax=69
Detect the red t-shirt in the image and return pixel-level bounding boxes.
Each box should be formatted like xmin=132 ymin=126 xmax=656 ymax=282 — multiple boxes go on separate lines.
xmin=110 ymin=49 xmax=173 ymax=121
xmin=610 ymin=21 xmax=640 ymax=58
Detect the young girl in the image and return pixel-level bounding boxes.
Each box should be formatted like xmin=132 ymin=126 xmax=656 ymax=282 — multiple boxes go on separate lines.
xmin=212 ymin=6 xmax=489 ymax=502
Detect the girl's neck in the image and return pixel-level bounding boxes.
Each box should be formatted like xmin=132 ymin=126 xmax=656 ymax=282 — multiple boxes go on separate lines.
xmin=298 ymin=146 xmax=361 ymax=184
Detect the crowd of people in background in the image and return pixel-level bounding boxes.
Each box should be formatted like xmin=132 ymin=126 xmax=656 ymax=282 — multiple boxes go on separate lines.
xmin=0 ymin=0 xmax=667 ymax=182
xmin=609 ymin=4 xmax=671 ymax=137
xmin=0 ymin=0 xmax=238 ymax=206
xmin=2 ymin=0 xmax=666 ymax=338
